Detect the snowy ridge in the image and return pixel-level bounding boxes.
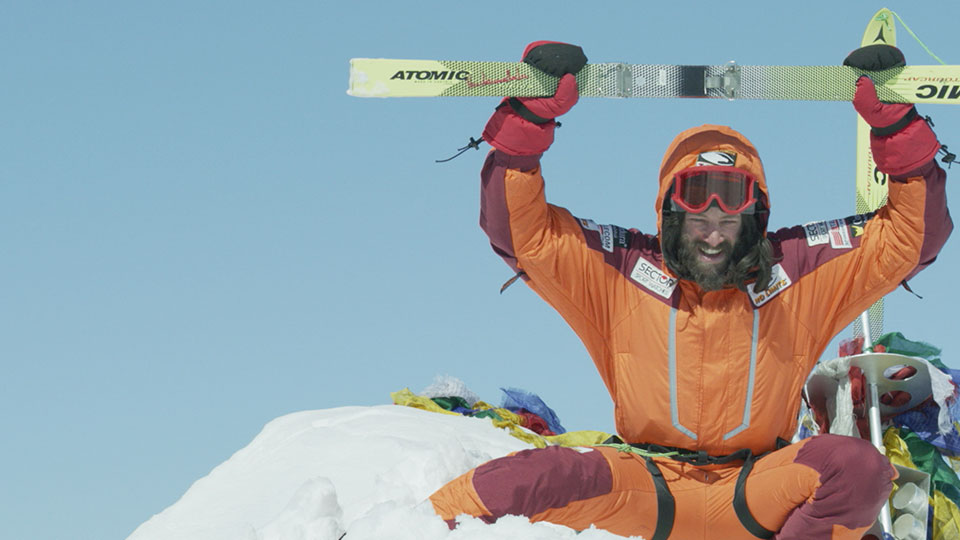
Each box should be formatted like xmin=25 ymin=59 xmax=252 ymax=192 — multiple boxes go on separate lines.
xmin=126 ymin=405 xmax=641 ymax=540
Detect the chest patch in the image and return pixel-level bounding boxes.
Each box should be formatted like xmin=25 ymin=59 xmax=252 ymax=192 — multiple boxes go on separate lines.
xmin=748 ymin=263 xmax=793 ymax=307
xmin=630 ymin=258 xmax=678 ymax=299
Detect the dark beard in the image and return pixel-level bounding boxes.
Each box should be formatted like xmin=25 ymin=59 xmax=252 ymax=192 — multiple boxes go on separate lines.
xmin=661 ymin=211 xmax=776 ymax=293
xmin=676 ymin=237 xmax=736 ymax=291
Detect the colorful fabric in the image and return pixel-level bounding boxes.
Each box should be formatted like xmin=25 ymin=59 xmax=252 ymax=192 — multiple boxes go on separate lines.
xmin=932 ymin=489 xmax=960 ymax=540
xmin=431 ymin=434 xmax=895 ymax=540
xmin=391 ymin=388 xmax=461 ymax=416
xmin=430 ymin=395 xmax=472 ymax=413
xmin=500 ymin=387 xmax=566 ymax=434
xmin=874 ymin=332 xmax=943 ymax=362
xmin=419 ymin=374 xmax=482 ymax=406
xmin=894 ymin=405 xmax=960 ymax=455
xmin=875 ymin=332 xmax=960 ymax=438
xmin=899 ymin=428 xmax=960 ymax=507
xmin=804 ymin=329 xmax=960 ymax=452
xmin=883 ymin=426 xmax=919 ymax=470
xmin=883 ymin=426 xmax=960 ymax=540
xmin=391 ymin=387 xmax=610 ymax=449
xmin=513 ymin=411 xmax=554 ymax=436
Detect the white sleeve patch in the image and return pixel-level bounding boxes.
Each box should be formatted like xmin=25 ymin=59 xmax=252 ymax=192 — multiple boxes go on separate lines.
xmin=578 ymin=218 xmax=601 ymax=232
xmin=828 ymin=219 xmax=852 ymax=249
xmin=803 ymin=221 xmax=830 ymax=246
xmin=600 ymin=224 xmax=614 ymax=252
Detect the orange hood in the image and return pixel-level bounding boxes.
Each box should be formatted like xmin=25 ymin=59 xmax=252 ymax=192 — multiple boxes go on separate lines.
xmin=655 ymin=125 xmax=771 ymax=238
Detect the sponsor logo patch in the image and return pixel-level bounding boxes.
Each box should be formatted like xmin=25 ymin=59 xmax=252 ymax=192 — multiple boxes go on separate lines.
xmin=828 ymin=219 xmax=852 ymax=249
xmin=803 ymin=221 xmax=830 ymax=246
xmin=749 ymin=263 xmax=792 ymax=307
xmin=581 ymin=219 xmax=631 ymax=252
xmin=696 ymin=151 xmax=737 ymax=167
xmin=578 ymin=217 xmax=601 ymax=232
xmin=613 ymin=226 xmax=632 ymax=249
xmin=600 ymin=225 xmax=614 ymax=252
xmin=630 ymin=258 xmax=678 ymax=299
xmin=846 ymin=213 xmax=872 ymax=238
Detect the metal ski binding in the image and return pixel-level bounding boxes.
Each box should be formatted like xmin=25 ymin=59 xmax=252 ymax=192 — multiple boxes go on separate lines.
xmin=705 ymin=61 xmax=741 ymax=100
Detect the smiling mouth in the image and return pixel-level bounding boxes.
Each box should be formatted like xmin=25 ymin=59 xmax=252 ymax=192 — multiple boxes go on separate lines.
xmin=697 ymin=246 xmax=727 ymax=263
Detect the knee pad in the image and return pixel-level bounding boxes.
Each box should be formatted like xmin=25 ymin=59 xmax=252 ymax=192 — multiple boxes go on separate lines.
xmin=797 ymin=435 xmax=895 ymax=506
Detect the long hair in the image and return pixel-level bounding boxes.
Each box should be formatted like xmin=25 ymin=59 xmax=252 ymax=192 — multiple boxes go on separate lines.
xmin=661 ymin=210 xmax=776 ymax=293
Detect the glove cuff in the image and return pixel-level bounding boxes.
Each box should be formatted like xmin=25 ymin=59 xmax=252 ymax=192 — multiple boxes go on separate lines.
xmin=482 ymin=102 xmax=556 ymax=156
xmin=871 ymin=116 xmax=941 ymax=176
xmin=503 ymin=98 xmax=553 ymax=125
xmin=872 ymin=106 xmax=918 ymax=137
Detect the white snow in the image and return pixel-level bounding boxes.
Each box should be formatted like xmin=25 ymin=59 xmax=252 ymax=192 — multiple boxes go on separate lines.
xmin=126 ymin=404 xmax=642 ymax=540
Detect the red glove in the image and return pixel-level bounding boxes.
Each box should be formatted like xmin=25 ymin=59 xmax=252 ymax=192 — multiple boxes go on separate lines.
xmin=853 ymin=76 xmax=940 ymax=175
xmin=482 ymin=42 xmax=586 ymax=156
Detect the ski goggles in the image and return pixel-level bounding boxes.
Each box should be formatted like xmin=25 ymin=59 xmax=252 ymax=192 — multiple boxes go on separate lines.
xmin=670 ymin=166 xmax=759 ymax=214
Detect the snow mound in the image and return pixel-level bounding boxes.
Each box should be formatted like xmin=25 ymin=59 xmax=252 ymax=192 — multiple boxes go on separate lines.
xmin=126 ymin=405 xmax=641 ymax=540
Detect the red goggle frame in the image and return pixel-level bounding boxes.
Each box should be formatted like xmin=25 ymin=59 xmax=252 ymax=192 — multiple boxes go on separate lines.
xmin=670 ymin=166 xmax=759 ymax=214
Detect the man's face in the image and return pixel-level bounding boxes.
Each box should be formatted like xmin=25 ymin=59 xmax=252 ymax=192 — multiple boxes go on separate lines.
xmin=678 ymin=206 xmax=743 ymax=290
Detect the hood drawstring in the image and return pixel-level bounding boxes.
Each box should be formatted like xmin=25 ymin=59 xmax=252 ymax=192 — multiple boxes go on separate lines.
xmin=436 ymin=136 xmax=485 ymax=163
xmin=435 ymin=121 xmax=563 ymax=164
xmin=500 ymin=271 xmax=526 ymax=294
xmin=938 ymin=145 xmax=956 ymax=168
xmin=924 ymin=116 xmax=955 ymax=168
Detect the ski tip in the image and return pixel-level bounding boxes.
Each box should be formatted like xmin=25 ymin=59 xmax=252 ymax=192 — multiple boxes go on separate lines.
xmin=347 ymin=60 xmax=391 ymax=98
xmin=861 ymin=8 xmax=896 ymax=48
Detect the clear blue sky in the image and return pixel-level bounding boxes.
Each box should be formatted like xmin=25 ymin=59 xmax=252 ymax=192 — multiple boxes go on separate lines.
xmin=3 ymin=2 xmax=959 ymax=539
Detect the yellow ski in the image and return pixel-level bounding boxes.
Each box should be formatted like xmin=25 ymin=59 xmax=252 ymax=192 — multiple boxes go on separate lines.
xmin=854 ymin=8 xmax=897 ymax=345
xmin=348 ymin=57 xmax=960 ymax=104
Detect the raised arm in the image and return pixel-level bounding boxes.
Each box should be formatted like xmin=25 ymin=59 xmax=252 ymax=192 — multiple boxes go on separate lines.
xmin=779 ymin=48 xmax=952 ymax=350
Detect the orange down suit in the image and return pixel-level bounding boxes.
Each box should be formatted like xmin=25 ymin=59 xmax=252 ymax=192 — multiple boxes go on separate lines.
xmin=430 ymin=125 xmax=952 ymax=539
